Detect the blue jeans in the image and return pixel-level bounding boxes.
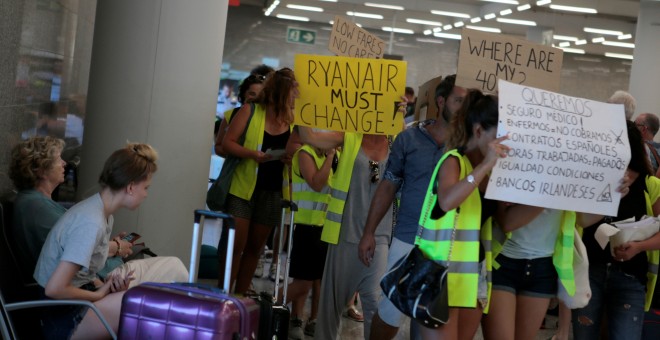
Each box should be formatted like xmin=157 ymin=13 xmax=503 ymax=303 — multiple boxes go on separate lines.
xmin=572 ymin=262 xmax=646 ymax=340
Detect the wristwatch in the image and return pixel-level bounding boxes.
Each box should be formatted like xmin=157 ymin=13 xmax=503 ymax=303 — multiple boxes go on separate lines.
xmin=467 ymin=174 xmax=478 ymax=188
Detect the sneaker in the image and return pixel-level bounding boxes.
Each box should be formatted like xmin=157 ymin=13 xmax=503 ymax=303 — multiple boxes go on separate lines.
xmin=269 ymin=264 xmax=283 ymax=282
xmin=254 ymin=255 xmax=264 ymax=278
xmin=303 ymin=319 xmax=316 ymax=337
xmin=289 ymin=318 xmax=304 ymax=340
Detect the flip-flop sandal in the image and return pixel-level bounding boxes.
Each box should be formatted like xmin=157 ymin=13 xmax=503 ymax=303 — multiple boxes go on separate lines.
xmin=343 ymin=305 xmax=364 ymax=322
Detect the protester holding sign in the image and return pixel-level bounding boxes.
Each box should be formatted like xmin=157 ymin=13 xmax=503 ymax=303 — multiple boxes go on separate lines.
xmin=219 ymin=67 xmax=297 ymax=294
xmin=414 ymin=90 xmax=509 ymax=340
xmin=358 ymin=75 xmax=469 ymax=340
xmin=572 ymin=121 xmax=660 ymax=340
xmin=298 ymin=125 xmax=392 ymax=340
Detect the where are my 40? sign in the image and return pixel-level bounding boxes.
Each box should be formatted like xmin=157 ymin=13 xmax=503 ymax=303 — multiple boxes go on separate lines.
xmin=294 ymin=54 xmax=407 ymax=135
xmin=485 ymin=80 xmax=630 ymax=216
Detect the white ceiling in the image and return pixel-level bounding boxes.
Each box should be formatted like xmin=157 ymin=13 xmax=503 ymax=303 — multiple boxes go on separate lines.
xmin=248 ymin=0 xmax=642 ymax=59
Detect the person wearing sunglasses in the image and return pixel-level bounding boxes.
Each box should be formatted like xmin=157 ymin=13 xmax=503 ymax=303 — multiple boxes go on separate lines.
xmin=214 ymin=65 xmax=273 ymax=157
xmin=298 ymin=96 xmax=407 ymax=339
xmin=359 ymin=75 xmax=469 ymax=340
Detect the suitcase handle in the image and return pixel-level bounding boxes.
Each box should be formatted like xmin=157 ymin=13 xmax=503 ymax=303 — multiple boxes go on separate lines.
xmin=190 ymin=210 xmax=235 ymax=289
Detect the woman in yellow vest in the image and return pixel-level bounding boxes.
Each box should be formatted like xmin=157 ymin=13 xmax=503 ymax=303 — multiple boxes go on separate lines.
xmin=298 ymin=126 xmax=392 ymax=340
xmin=221 ymin=67 xmax=297 ymax=294
xmin=415 ymin=90 xmax=510 ymax=340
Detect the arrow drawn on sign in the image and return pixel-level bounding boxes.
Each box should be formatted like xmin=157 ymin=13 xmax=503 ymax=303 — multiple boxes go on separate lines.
xmin=303 ymin=33 xmax=314 ymax=42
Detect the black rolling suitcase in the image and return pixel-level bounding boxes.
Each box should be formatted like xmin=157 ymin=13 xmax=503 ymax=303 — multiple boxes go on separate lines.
xmin=256 ymin=199 xmax=297 ymax=340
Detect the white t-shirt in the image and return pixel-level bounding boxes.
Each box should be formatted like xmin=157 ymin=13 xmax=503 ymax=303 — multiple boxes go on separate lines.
xmin=34 ymin=193 xmax=113 ymax=288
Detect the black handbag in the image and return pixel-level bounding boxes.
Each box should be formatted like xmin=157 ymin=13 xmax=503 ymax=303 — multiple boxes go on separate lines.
xmin=206 ymin=104 xmax=255 ymax=211
xmin=380 ymin=245 xmax=449 ymax=328
xmin=380 ymin=174 xmax=458 ymax=329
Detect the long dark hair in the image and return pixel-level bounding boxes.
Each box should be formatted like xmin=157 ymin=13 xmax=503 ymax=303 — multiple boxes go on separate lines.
xmin=626 ymin=120 xmax=652 ymax=177
xmin=446 ymin=89 xmax=499 ymax=150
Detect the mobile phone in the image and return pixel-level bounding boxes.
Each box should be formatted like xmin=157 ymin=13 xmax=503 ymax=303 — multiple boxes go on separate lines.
xmin=122 ymin=232 xmax=141 ymax=243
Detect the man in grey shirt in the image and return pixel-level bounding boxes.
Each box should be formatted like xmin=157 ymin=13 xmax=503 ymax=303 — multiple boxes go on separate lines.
xmin=634 ymin=112 xmax=660 ymax=174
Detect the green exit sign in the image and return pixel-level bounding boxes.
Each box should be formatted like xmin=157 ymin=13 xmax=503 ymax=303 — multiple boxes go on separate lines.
xmin=287 ymin=28 xmax=316 ymax=45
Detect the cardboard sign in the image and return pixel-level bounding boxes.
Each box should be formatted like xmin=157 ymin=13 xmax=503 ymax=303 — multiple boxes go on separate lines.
xmin=294 ymin=54 xmax=407 ymax=135
xmin=485 ymin=80 xmax=630 ymax=216
xmin=414 ymin=76 xmax=443 ymax=121
xmin=329 ymin=16 xmax=385 ymax=59
xmin=456 ymin=28 xmax=563 ymax=93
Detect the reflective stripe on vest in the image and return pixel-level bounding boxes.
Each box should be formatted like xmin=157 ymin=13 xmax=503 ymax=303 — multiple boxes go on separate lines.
xmin=415 ymin=149 xmax=482 ymax=308
xmin=321 ymin=133 xmax=363 ymax=244
xmin=292 ymin=145 xmax=331 ymax=226
xmin=553 ymin=211 xmax=576 ymax=297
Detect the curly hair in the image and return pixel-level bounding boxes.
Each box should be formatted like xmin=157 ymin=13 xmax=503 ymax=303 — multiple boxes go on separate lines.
xmin=256 ymin=67 xmax=297 ymax=124
xmin=9 ymin=136 xmax=65 ymax=190
xmin=98 ymin=143 xmax=158 ymax=191
xmin=446 ymin=89 xmax=499 ymax=150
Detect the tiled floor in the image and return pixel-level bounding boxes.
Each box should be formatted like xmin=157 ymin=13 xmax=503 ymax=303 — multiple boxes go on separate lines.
xmin=201 ymin=254 xmax=565 ymax=340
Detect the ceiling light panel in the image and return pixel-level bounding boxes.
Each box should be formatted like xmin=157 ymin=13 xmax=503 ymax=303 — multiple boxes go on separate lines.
xmin=553 ymin=35 xmax=578 ymax=41
xmin=365 ymin=2 xmax=404 ymax=10
xmin=549 ymin=4 xmax=597 ymax=14
xmin=276 ymin=14 xmax=310 ymax=21
xmin=431 ymin=10 xmax=470 ymax=18
xmin=416 ymin=37 xmax=445 ymax=44
xmin=560 ymin=47 xmax=585 ymax=54
xmin=574 ymin=39 xmax=587 ymax=45
xmin=347 ymin=11 xmax=384 ymax=19
xmin=434 ymin=32 xmax=462 ymax=40
xmin=591 ymin=37 xmax=605 ymax=43
xmin=286 ymin=4 xmax=323 ymax=12
xmin=471 ymin=17 xmax=482 ymax=23
xmin=466 ymin=25 xmax=502 ymax=33
xmin=406 ymin=18 xmax=443 ymax=26
xmin=584 ymin=27 xmax=623 ymax=36
xmin=500 ymin=9 xmax=513 ymax=16
xmin=497 ymin=17 xmax=536 ymax=26
xmin=601 ymin=41 xmax=635 ymax=48
xmin=536 ymin=0 xmax=552 ymax=6
xmin=382 ymin=26 xmax=415 ymax=34
xmin=605 ymin=52 xmax=633 ymax=60
xmin=618 ymin=34 xmax=632 ymax=40
xmin=484 ymin=13 xmax=496 ymax=20
xmin=482 ymin=0 xmax=519 ymax=4
xmin=517 ymin=4 xmax=531 ymax=11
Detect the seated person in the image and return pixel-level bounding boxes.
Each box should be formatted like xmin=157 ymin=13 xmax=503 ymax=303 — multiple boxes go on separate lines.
xmin=9 ymin=136 xmax=188 ymax=289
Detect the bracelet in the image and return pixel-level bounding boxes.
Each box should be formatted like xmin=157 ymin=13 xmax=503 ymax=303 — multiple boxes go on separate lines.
xmin=114 ymin=239 xmax=121 ymax=256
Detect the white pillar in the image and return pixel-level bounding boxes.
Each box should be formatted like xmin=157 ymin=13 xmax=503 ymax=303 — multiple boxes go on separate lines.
xmin=79 ymin=0 xmax=228 ymax=266
xmin=629 ymin=0 xmax=660 ymax=117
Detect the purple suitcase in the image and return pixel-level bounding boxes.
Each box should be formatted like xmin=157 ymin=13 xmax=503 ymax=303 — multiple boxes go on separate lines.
xmin=118 ymin=210 xmax=259 ymax=339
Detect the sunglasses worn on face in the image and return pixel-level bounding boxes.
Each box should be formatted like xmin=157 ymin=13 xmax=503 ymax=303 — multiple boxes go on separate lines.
xmin=369 ymin=160 xmax=380 ymax=183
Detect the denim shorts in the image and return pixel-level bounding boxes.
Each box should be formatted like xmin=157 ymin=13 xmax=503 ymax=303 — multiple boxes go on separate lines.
xmin=225 ymin=190 xmax=282 ymax=227
xmin=492 ymin=254 xmax=557 ymax=298
xmin=38 ymin=283 xmax=95 ymax=339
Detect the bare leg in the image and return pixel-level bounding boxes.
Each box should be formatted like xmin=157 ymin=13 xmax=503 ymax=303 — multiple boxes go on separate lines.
xmin=514 ymin=295 xmax=551 ymax=340
xmin=217 ymin=216 xmax=250 ymax=290
xmin=235 ymin=222 xmax=274 ymax=294
xmin=369 ymin=312 xmax=399 ymax=340
xmin=310 ymin=279 xmax=321 ymax=320
xmin=482 ymin=290 xmax=517 ymax=340
xmin=458 ymin=304 xmax=484 ymax=340
xmin=419 ymin=308 xmax=460 ymax=340
xmin=553 ymin=301 xmax=571 ymax=340
xmin=72 ymin=291 xmax=125 ymax=339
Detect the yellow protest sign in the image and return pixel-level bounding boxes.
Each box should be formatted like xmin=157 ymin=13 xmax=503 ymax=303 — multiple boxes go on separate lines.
xmin=294 ymin=54 xmax=407 ymax=135
xmin=456 ymin=28 xmax=563 ymax=93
